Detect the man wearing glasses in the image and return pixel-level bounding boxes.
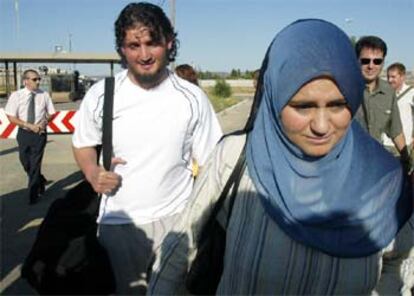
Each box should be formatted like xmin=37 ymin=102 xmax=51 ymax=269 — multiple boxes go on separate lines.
xmin=5 ymin=69 xmax=55 ymax=204
xmin=355 ymin=37 xmax=413 ymax=296
xmin=354 ymin=36 xmax=407 ymax=160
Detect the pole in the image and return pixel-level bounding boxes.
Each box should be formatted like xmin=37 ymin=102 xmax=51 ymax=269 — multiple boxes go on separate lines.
xmin=13 ymin=62 xmax=18 ymax=91
xmin=14 ymin=0 xmax=19 ymax=48
xmin=69 ymin=33 xmax=72 ymax=52
xmin=170 ymin=0 xmax=175 ymax=28
xmin=69 ymin=33 xmax=74 ymax=71
xmin=170 ymin=0 xmax=175 ymax=69
xmin=5 ymin=62 xmax=10 ymax=96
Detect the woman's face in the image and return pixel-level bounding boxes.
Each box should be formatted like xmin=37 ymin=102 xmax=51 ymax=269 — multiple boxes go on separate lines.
xmin=280 ymin=78 xmax=352 ymax=157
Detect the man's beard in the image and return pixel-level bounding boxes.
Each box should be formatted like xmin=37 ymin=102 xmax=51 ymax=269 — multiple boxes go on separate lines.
xmin=136 ymin=69 xmax=164 ymax=85
xmin=130 ymin=53 xmax=169 ymax=88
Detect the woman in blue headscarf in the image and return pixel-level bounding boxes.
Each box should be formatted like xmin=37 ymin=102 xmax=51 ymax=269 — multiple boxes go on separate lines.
xmin=148 ymin=19 xmax=413 ymax=295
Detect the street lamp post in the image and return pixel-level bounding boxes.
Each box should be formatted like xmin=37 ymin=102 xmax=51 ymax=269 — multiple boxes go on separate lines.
xmin=170 ymin=0 xmax=176 ymax=69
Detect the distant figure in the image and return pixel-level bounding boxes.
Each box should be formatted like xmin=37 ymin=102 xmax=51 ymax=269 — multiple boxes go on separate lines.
xmin=72 ymin=2 xmax=222 ymax=294
xmin=70 ymin=70 xmax=83 ymax=101
xmin=149 ymin=19 xmax=413 ymax=295
xmin=354 ymin=36 xmax=409 ymax=165
xmin=387 ymin=62 xmax=414 ymax=149
xmin=175 ymin=64 xmax=199 ymax=86
xmin=5 ymin=69 xmax=55 ymax=204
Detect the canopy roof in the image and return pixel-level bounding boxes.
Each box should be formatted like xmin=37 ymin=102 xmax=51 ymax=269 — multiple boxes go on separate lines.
xmin=0 ymin=52 xmax=121 ymax=64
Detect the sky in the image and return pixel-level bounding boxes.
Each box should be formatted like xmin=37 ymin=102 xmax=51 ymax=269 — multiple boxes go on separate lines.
xmin=1 ymin=0 xmax=413 ymax=76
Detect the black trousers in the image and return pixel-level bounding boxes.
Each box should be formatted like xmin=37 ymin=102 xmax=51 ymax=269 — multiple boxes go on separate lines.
xmin=16 ymin=128 xmax=47 ymax=202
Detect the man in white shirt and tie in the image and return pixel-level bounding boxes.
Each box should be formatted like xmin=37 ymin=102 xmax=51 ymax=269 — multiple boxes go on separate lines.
xmin=5 ymin=69 xmax=55 ymax=204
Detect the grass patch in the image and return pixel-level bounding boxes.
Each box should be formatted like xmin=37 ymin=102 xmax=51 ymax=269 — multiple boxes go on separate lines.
xmin=231 ymin=86 xmax=255 ymax=94
xmin=203 ymin=87 xmax=239 ymax=112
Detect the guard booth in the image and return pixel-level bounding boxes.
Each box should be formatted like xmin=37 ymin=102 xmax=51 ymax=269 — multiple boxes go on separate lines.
xmin=0 ymin=52 xmax=121 ymax=102
xmin=48 ymin=71 xmax=82 ymax=103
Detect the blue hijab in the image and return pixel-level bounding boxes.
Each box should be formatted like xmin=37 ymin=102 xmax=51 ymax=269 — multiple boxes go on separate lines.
xmin=246 ymin=19 xmax=412 ymax=258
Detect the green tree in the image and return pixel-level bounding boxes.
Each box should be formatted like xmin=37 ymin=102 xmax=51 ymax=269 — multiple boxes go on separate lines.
xmin=230 ymin=69 xmax=238 ymax=78
xmin=213 ymin=79 xmax=232 ymax=98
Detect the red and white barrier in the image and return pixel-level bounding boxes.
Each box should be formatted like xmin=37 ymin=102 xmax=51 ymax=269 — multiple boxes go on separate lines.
xmin=47 ymin=110 xmax=76 ymax=134
xmin=0 ymin=109 xmax=17 ymax=138
xmin=0 ymin=108 xmax=76 ymax=139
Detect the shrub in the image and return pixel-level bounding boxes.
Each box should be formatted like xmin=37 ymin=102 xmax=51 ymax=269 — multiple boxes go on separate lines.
xmin=213 ymin=79 xmax=232 ymax=98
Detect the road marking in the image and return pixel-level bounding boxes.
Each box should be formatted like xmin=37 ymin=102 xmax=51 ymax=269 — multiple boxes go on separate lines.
xmin=18 ymin=218 xmax=44 ymax=232
xmin=0 ymin=264 xmax=22 ymax=293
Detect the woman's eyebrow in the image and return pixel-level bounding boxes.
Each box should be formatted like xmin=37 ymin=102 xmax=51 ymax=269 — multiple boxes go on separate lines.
xmin=288 ymin=101 xmax=317 ymax=107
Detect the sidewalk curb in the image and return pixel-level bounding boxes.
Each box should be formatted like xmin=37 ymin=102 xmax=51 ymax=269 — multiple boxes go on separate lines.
xmin=217 ymin=97 xmax=252 ymax=116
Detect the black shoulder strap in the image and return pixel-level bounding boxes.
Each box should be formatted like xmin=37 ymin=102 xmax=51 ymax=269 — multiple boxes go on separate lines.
xmin=196 ymin=48 xmax=272 ymax=242
xmin=197 ymin=46 xmax=275 ymax=242
xmin=224 ymin=145 xmax=247 ymax=227
xmin=242 ymin=46 xmax=270 ymax=133
xmin=102 ymin=77 xmax=115 ymax=171
xmin=198 ymin=143 xmax=247 ymax=242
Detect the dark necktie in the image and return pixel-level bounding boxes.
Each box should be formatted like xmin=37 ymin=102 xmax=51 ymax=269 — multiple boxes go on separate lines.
xmin=27 ymin=92 xmax=35 ymax=124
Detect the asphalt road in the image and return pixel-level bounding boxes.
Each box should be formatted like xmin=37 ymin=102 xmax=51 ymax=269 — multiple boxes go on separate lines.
xmin=0 ymin=96 xmax=253 ymax=295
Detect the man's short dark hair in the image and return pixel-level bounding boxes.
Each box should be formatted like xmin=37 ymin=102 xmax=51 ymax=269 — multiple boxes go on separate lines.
xmin=115 ymin=2 xmax=178 ymax=67
xmin=387 ymin=62 xmax=406 ymax=75
xmin=355 ymin=36 xmax=387 ymax=58
xmin=22 ymin=69 xmax=39 ymax=80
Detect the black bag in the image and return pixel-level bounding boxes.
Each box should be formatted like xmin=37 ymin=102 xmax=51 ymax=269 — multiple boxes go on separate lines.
xmin=185 ymin=145 xmax=246 ymax=295
xmin=21 ymin=181 xmax=115 ymax=294
xmin=21 ymin=77 xmax=116 ymax=295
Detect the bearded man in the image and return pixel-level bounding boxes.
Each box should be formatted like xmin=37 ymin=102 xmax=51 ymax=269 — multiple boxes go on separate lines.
xmin=72 ymin=3 xmax=222 ymax=294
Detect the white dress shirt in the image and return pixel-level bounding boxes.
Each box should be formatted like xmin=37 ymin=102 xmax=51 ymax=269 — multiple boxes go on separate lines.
xmin=5 ymin=87 xmax=55 ymax=125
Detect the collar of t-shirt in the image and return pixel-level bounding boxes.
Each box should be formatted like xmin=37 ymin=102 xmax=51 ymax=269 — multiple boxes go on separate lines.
xmin=396 ymin=83 xmax=411 ymax=96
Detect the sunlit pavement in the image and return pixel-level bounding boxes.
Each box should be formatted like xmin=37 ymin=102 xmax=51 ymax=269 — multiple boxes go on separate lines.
xmin=0 ymin=97 xmax=253 ymax=294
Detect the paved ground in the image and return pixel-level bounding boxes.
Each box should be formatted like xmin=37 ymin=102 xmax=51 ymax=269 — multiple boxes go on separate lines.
xmin=0 ymin=96 xmax=253 ymax=294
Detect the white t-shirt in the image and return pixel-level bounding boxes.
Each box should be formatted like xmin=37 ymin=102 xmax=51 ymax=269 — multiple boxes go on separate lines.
xmin=382 ymin=83 xmax=414 ymax=147
xmin=73 ymin=70 xmax=222 ymax=225
xmin=397 ymin=83 xmax=414 ymax=146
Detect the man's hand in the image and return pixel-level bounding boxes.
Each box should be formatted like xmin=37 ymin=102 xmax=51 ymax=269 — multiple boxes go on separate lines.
xmin=26 ymin=123 xmax=42 ymax=134
xmin=88 ymin=157 xmax=126 ymax=194
xmin=7 ymin=115 xmax=44 ymax=134
xmin=39 ymin=119 xmax=48 ymax=133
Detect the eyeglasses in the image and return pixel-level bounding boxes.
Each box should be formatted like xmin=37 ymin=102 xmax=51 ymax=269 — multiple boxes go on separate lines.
xmin=360 ymin=58 xmax=383 ymax=65
xmin=27 ymin=77 xmax=41 ymax=82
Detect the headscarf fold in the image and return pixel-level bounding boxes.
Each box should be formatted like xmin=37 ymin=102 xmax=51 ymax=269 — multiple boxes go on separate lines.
xmin=246 ymin=19 xmax=412 ymax=257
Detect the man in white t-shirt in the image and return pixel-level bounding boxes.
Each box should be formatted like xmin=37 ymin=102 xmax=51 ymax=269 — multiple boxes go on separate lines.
xmin=387 ymin=62 xmax=414 ymax=149
xmin=379 ymin=62 xmax=414 ymax=296
xmin=72 ymin=3 xmax=222 ymax=294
